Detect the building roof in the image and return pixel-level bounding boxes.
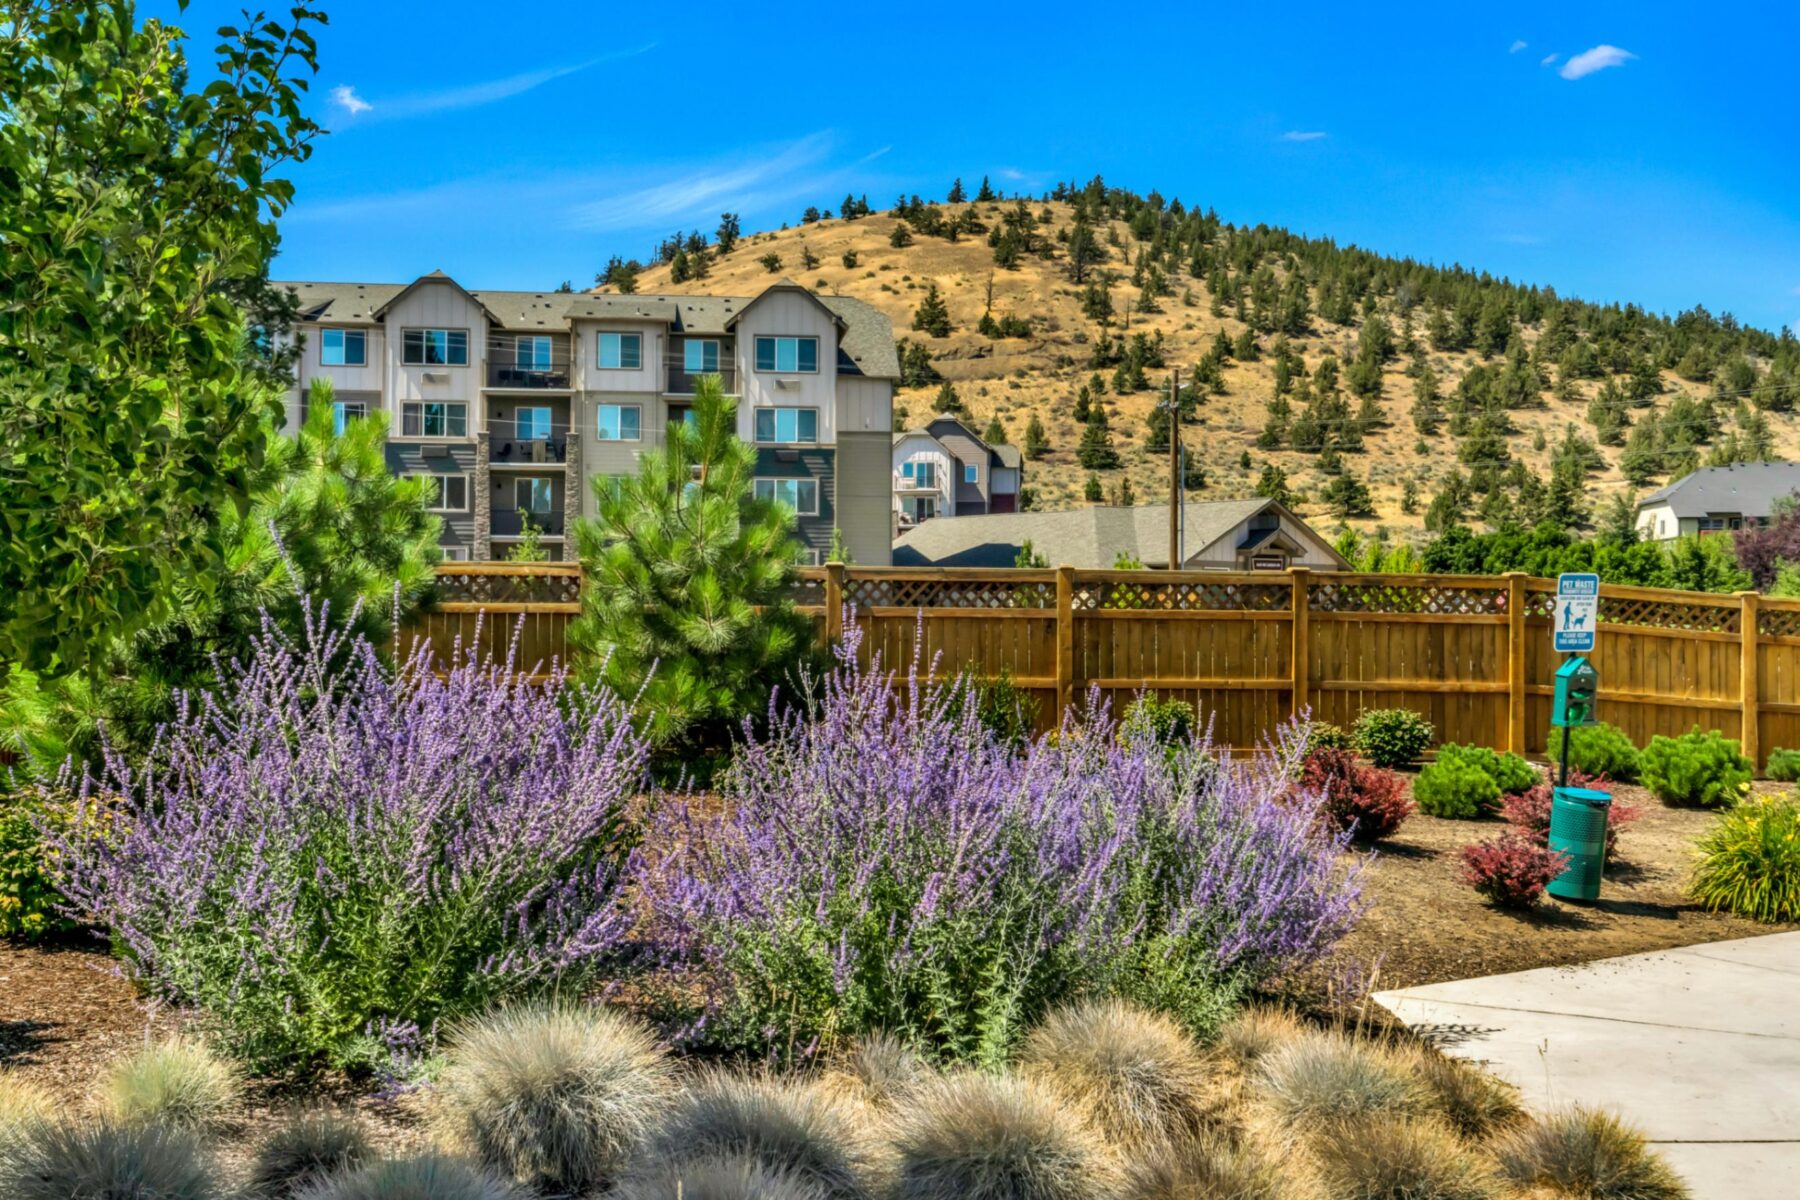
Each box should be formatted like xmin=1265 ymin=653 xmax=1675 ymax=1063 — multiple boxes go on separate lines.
xmin=893 ymin=499 xmax=1346 ymax=569
xmin=274 ymin=277 xmax=899 ymax=379
xmin=895 ymin=414 xmax=1023 ymax=468
xmin=1638 ymin=462 xmax=1800 ymax=518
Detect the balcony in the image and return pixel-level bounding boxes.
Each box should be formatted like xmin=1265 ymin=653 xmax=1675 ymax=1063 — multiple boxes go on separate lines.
xmin=492 ymin=509 xmax=564 ymax=538
xmin=665 ymin=356 xmax=737 ymax=396
xmin=487 ymin=419 xmax=572 ymax=466
xmin=487 ymin=335 xmax=572 ymax=389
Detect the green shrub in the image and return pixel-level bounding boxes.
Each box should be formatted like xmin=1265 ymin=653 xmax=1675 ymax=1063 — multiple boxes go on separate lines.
xmin=1412 ymin=758 xmax=1502 ymax=819
xmin=0 ymin=786 xmax=111 ymax=941
xmin=1546 ymin=723 xmax=1641 ymax=782
xmin=100 ymin=1038 xmax=238 ymax=1134
xmin=953 ymin=671 xmax=1041 ymax=753
xmin=1352 ymin=709 xmax=1434 ymax=769
xmin=1639 ymin=727 xmax=1753 ymax=808
xmin=1690 ymin=795 xmax=1800 ymax=923
xmin=1764 ymin=747 xmax=1800 ymax=782
xmin=1434 ymin=744 xmax=1539 ymax=795
xmin=247 ymin=1109 xmax=372 ymax=1199
xmin=1303 ymin=720 xmax=1352 ymax=751
xmin=434 ymin=1003 xmax=676 ymax=1194
xmin=1122 ymin=694 xmax=1197 ymax=747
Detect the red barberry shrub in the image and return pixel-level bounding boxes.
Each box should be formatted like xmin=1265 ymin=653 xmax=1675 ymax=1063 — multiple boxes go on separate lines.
xmin=1458 ymin=833 xmax=1569 ymax=909
xmin=1501 ymin=773 xmax=1637 ymax=857
xmin=1302 ymin=748 xmax=1414 ymax=843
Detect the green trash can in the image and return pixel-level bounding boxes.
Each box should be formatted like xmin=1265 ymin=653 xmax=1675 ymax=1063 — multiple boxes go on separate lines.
xmin=1547 ymin=786 xmax=1611 ymax=902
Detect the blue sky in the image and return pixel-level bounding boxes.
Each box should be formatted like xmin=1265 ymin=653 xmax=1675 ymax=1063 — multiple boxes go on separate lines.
xmin=170 ymin=1 xmax=1800 ymax=334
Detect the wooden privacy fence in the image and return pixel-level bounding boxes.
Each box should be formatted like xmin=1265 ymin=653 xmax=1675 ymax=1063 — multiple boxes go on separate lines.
xmin=407 ymin=564 xmax=1800 ymax=767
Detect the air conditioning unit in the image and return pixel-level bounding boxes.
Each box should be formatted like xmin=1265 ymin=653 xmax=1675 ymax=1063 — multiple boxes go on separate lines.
xmin=775 ymin=377 xmax=800 ymax=389
xmin=422 ymin=370 xmax=449 ymax=384
xmin=421 ymin=443 xmax=449 ymax=459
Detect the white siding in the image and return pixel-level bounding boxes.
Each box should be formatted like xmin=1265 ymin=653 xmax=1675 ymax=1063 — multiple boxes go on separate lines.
xmin=1635 ymin=503 xmax=1686 ymax=541
xmin=836 ymin=376 xmax=892 ymax=436
xmin=732 ymin=290 xmax=839 ymax=442
xmin=892 ymin=433 xmax=953 ymax=514
xmin=383 ymin=283 xmax=487 ymax=436
xmin=1188 ymin=513 xmax=1342 ymax=570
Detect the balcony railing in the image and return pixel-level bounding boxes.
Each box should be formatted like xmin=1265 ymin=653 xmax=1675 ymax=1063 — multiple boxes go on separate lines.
xmin=492 ymin=509 xmax=565 ymax=537
xmin=665 ymin=357 xmax=737 ymax=395
xmin=487 ymin=336 xmax=572 ymax=389
xmin=488 ymin=420 xmax=573 ymax=465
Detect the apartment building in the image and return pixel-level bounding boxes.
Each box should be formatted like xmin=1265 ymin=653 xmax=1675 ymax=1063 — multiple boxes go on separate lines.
xmin=892 ymin=415 xmax=1023 ymax=529
xmin=277 ymin=272 xmax=897 ymax=564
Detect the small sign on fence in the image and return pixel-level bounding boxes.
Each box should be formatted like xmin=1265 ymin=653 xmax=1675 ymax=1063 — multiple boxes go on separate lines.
xmin=1553 ymin=573 xmax=1600 ymax=654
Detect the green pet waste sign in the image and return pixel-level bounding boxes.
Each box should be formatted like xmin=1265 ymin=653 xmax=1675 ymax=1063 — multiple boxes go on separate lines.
xmin=1553 ymin=573 xmax=1599 ymax=654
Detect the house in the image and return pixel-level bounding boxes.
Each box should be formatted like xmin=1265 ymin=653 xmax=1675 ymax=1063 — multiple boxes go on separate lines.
xmin=892 ymin=498 xmax=1349 ymax=570
xmin=892 ymin=416 xmax=1023 ymax=528
xmin=276 ymin=273 xmax=897 ymax=564
xmin=1634 ymin=462 xmax=1800 ymax=541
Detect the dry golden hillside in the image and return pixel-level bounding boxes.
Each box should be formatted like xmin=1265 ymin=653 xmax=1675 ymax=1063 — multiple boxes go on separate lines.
xmin=625 ymin=201 xmax=1800 ymax=543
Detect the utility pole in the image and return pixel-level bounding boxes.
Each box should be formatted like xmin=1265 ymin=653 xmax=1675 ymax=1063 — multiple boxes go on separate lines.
xmin=1167 ymin=367 xmax=1181 ymax=570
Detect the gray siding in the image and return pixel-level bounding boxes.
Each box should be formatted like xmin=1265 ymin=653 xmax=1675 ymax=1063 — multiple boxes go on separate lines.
xmin=837 ymin=431 xmax=894 ymax=565
xmin=755 ymin=447 xmax=834 ymax=563
xmin=386 ymin=441 xmax=477 ymax=557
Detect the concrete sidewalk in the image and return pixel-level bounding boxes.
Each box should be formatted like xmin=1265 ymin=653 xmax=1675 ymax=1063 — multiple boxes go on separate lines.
xmin=1375 ymin=932 xmax=1800 ymax=1200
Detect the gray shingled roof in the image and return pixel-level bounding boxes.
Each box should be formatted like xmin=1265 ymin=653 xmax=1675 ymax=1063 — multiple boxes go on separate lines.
xmin=1638 ymin=462 xmax=1800 ymax=518
xmin=275 ymin=278 xmax=898 ymax=379
xmin=893 ymin=499 xmax=1344 ymax=569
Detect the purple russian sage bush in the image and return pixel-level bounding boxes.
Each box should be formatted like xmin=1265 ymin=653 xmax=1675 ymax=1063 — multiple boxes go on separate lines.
xmin=641 ymin=629 xmax=1364 ymax=1068
xmin=51 ymin=604 xmax=650 ymax=1072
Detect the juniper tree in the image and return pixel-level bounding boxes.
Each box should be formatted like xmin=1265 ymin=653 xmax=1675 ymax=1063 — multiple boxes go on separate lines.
xmin=947 ymin=178 xmax=967 ymax=203
xmin=912 ymin=282 xmax=951 ymax=336
xmin=1322 ymin=471 xmax=1374 ymax=519
xmin=1253 ymin=464 xmax=1292 ymax=505
xmin=759 ymin=251 xmax=783 ymax=273
xmin=1084 ymin=473 xmax=1104 ymax=502
xmin=1024 ymin=414 xmax=1048 ymax=459
xmin=569 ymin=376 xmax=813 ymax=748
xmin=983 ymin=416 xmax=1008 ymax=444
xmin=976 ymin=175 xmax=996 ymax=202
xmin=1076 ymin=403 xmax=1121 ymax=469
xmin=933 ymin=381 xmax=966 ymax=415
xmin=716 ymin=212 xmax=741 ymax=254
xmin=889 ymin=222 xmax=914 ymax=248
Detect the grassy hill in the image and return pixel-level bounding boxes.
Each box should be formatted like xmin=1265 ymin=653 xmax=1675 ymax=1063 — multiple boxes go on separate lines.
xmin=621 ymin=183 xmax=1800 ymax=545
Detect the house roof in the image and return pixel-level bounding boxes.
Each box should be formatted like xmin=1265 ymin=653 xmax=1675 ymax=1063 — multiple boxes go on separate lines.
xmin=893 ymin=499 xmax=1347 ymax=569
xmin=895 ymin=414 xmax=1024 ymax=468
xmin=273 ymin=277 xmax=899 ymax=379
xmin=1638 ymin=462 xmax=1800 ymax=518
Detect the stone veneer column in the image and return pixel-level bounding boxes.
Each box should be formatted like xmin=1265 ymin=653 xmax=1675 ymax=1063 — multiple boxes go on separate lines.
xmin=473 ymin=430 xmax=492 ymax=562
xmin=561 ymin=429 xmax=582 ymax=562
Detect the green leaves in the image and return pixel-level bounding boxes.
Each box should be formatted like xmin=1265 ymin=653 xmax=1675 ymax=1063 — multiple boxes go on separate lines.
xmin=0 ymin=2 xmax=326 ymax=677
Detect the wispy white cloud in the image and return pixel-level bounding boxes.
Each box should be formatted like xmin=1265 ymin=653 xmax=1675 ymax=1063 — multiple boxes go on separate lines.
xmin=1509 ymin=39 xmax=1528 ymax=53
xmin=856 ymin=146 xmax=892 ymax=165
xmin=1540 ymin=52 xmax=1559 ymax=66
xmin=567 ymin=134 xmax=838 ymax=232
xmin=336 ymin=44 xmax=655 ymax=123
xmin=1281 ymin=130 xmax=1327 ymax=142
xmin=329 ymin=84 xmax=371 ymax=116
xmin=1559 ymin=45 xmax=1635 ymax=80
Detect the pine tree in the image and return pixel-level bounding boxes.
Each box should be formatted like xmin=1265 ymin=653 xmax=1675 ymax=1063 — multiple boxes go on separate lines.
xmin=1620 ymin=420 xmax=1664 ymax=485
xmin=1253 ymin=464 xmax=1292 ymax=505
xmin=1412 ymin=364 xmax=1443 ymax=435
xmin=976 ymin=175 xmax=996 ymax=202
xmin=758 ymin=251 xmax=782 ymax=274
xmin=947 ymin=177 xmax=967 ymax=203
xmin=569 ymin=376 xmax=813 ymax=747
xmin=1112 ymin=476 xmax=1136 ymax=506
xmin=912 ymin=282 xmax=951 ymax=337
xmin=1076 ymin=403 xmax=1121 ymax=469
xmin=1400 ymin=478 xmax=1419 ymax=514
xmin=1073 ymin=385 xmax=1092 ymax=424
xmin=1024 ymin=414 xmax=1048 ymax=459
xmin=1323 ymin=471 xmax=1374 ymax=519
xmin=716 ymin=212 xmax=741 ymax=254
xmin=889 ymin=222 xmax=914 ymax=248
xmin=933 ymin=380 xmax=966 ymax=415
xmin=1083 ymin=473 xmax=1104 ymax=502
xmin=983 ymin=416 xmax=1007 ymax=444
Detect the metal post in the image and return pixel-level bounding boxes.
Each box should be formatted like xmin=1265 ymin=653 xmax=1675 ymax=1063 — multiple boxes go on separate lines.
xmin=1167 ymin=367 xmax=1180 ymax=570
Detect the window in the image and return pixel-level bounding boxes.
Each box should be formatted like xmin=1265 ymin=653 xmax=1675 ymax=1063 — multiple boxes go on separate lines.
xmin=755 ymin=477 xmax=819 ymax=515
xmin=441 ymin=546 xmax=470 ymax=562
xmin=598 ymin=332 xmax=642 ymax=369
xmin=321 ymin=328 xmax=366 ymax=366
xmin=331 ymin=400 xmax=366 ymax=435
xmin=754 ymin=336 xmax=819 ymax=373
xmin=963 ymin=464 xmax=979 ymax=484
xmin=596 ymin=403 xmax=641 ymax=441
xmin=902 ymin=460 xmax=936 ymax=487
xmin=515 ymin=406 xmax=552 ymax=440
xmin=401 ymin=328 xmax=468 ymax=365
xmin=406 ymin=472 xmax=469 ymax=512
xmin=753 ymin=407 xmax=819 ymax=443
xmin=400 ymin=401 xmax=468 ymax=437
xmin=516 ymin=477 xmax=554 ymax=513
xmin=515 ymin=335 xmax=552 ymax=371
xmin=683 ymin=339 xmax=720 ymax=373
xmin=667 ymin=405 xmax=696 ymax=431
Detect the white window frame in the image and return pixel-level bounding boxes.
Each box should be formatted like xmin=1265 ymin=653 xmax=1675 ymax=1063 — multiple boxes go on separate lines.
xmin=440 ymin=545 xmax=470 ymax=562
xmin=755 ymin=477 xmax=819 ymax=515
xmin=596 ymin=403 xmax=641 ymax=442
xmin=753 ymin=406 xmax=819 ymax=444
xmin=320 ymin=328 xmax=367 ymax=366
xmin=516 ymin=476 xmax=555 ymax=514
xmin=597 ymin=331 xmax=642 ymax=370
xmin=331 ymin=400 xmax=367 ymax=435
xmin=964 ymin=464 xmax=979 ymax=484
xmin=401 ymin=328 xmax=469 ymax=366
xmin=405 ymin=472 xmax=470 ymax=513
xmin=400 ymin=401 xmax=469 ymax=438
xmin=754 ymin=335 xmax=820 ymax=374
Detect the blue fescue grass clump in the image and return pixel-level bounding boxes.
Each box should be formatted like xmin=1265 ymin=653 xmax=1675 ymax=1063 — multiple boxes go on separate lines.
xmin=642 ymin=630 xmax=1365 ymax=1068
xmin=50 ymin=603 xmax=653 ymax=1073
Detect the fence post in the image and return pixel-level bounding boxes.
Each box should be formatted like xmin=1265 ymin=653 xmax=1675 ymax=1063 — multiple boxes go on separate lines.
xmin=1506 ymin=573 xmax=1527 ymax=756
xmin=824 ymin=562 xmax=845 ymax=648
xmin=1056 ymin=565 xmax=1076 ymax=725
xmin=1288 ymin=567 xmax=1310 ymax=719
xmin=1739 ymin=590 xmax=1761 ymax=770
